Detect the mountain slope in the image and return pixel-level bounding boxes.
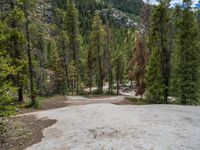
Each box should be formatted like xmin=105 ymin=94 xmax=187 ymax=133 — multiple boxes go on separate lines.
xmin=74 ymin=0 xmax=144 ymax=34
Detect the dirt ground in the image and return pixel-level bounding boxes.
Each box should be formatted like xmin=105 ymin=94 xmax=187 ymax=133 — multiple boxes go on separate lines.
xmin=19 ymin=95 xmax=128 ymax=114
xmin=0 ymin=115 xmax=56 ymax=150
xmin=19 ymin=96 xmax=69 ymax=114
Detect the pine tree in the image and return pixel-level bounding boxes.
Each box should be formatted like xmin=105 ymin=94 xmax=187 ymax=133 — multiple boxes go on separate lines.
xmin=0 ymin=22 xmax=17 ymax=116
xmin=66 ymin=0 xmax=80 ymax=95
xmin=105 ymin=25 xmax=113 ymax=94
xmin=1 ymin=0 xmax=27 ymax=102
xmin=18 ymin=0 xmax=37 ymax=105
xmin=146 ymin=48 xmax=164 ymax=103
xmin=87 ymin=43 xmax=95 ymax=94
xmin=0 ymin=51 xmax=17 ymax=117
xmin=50 ymin=1 xmax=70 ymax=95
xmin=89 ymin=13 xmax=106 ymax=93
xmin=197 ymin=3 xmax=200 ymax=53
xmin=175 ymin=0 xmax=200 ymax=105
xmin=112 ymin=29 xmax=126 ymax=95
xmin=114 ymin=53 xmax=124 ymax=95
xmin=146 ymin=0 xmax=171 ymax=103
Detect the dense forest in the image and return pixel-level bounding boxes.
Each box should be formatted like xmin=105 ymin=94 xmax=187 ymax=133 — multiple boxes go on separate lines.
xmin=0 ymin=0 xmax=200 ymax=117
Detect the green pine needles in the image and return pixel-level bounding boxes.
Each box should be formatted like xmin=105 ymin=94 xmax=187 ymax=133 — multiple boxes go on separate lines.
xmin=174 ymin=1 xmax=200 ymax=105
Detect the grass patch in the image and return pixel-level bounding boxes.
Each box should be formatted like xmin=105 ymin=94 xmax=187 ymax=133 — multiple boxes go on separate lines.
xmin=126 ymin=98 xmax=150 ymax=105
xmin=18 ymin=97 xmax=43 ymax=110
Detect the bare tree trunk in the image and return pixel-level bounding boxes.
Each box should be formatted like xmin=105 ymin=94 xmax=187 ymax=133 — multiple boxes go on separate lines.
xmin=18 ymin=85 xmax=23 ymax=102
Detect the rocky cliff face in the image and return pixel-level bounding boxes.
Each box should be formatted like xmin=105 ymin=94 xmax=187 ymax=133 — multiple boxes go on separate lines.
xmin=74 ymin=0 xmax=143 ymax=31
xmin=99 ymin=8 xmax=138 ymax=28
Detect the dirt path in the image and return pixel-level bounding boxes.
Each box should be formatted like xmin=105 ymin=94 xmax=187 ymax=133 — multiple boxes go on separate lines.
xmin=65 ymin=95 xmax=125 ymax=106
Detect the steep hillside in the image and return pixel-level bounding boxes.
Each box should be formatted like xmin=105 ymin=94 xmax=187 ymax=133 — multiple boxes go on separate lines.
xmin=75 ymin=0 xmax=144 ymax=34
xmin=34 ymin=0 xmax=144 ymax=35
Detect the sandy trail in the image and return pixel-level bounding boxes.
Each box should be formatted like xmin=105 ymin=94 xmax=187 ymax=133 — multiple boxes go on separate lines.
xmin=25 ymin=103 xmax=200 ymax=150
xmin=65 ymin=96 xmax=125 ymax=106
xmin=83 ymin=83 xmax=145 ymax=99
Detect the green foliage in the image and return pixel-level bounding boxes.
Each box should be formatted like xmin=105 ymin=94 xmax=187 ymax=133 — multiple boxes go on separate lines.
xmin=65 ymin=0 xmax=81 ymax=94
xmin=89 ymin=13 xmax=106 ymax=93
xmin=146 ymin=0 xmax=171 ymax=104
xmin=127 ymin=98 xmax=149 ymax=105
xmin=0 ymin=51 xmax=17 ymax=117
xmin=174 ymin=2 xmax=200 ymax=105
xmin=145 ymin=48 xmax=165 ymax=103
xmin=32 ymin=97 xmax=42 ymax=109
xmin=1 ymin=1 xmax=27 ymax=102
xmin=66 ymin=0 xmax=80 ymax=61
xmin=75 ymin=0 xmax=143 ymax=35
xmin=1 ymin=0 xmax=199 ymax=108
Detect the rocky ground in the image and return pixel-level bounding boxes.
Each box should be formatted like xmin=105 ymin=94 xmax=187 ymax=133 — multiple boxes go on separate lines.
xmin=26 ymin=104 xmax=200 ymax=150
xmin=1 ymin=95 xmax=200 ymax=150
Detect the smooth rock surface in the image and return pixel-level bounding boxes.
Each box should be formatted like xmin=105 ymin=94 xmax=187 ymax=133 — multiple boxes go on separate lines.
xmin=26 ymin=104 xmax=200 ymax=150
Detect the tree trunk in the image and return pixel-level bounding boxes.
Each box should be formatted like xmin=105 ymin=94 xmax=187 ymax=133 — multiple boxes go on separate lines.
xmin=25 ymin=4 xmax=35 ymax=105
xmin=110 ymin=70 xmax=113 ymax=94
xmin=18 ymin=85 xmax=24 ymax=102
xmin=97 ymin=36 xmax=103 ymax=94
xmin=18 ymin=85 xmax=23 ymax=102
xmin=89 ymin=72 xmax=92 ymax=94
xmin=72 ymin=77 xmax=74 ymax=95
xmin=76 ymin=69 xmax=79 ymax=95
xmin=117 ymin=60 xmax=120 ymax=95
xmin=65 ymin=63 xmax=69 ymax=93
xmin=130 ymin=80 xmax=133 ymax=89
xmin=63 ymin=42 xmax=69 ymax=93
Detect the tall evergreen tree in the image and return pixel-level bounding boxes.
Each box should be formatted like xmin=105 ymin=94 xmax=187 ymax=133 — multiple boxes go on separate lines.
xmin=0 ymin=22 xmax=17 ymax=116
xmin=66 ymin=0 xmax=80 ymax=95
xmin=0 ymin=51 xmax=17 ymax=117
xmin=175 ymin=0 xmax=200 ymax=105
xmin=1 ymin=0 xmax=27 ymax=102
xmin=22 ymin=0 xmax=36 ymax=105
xmin=146 ymin=0 xmax=171 ymax=103
xmin=50 ymin=0 xmax=70 ymax=95
xmin=87 ymin=42 xmax=95 ymax=94
xmin=146 ymin=47 xmax=164 ymax=103
xmin=112 ymin=29 xmax=127 ymax=95
xmin=105 ymin=25 xmax=113 ymax=94
xmin=89 ymin=13 xmax=106 ymax=93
